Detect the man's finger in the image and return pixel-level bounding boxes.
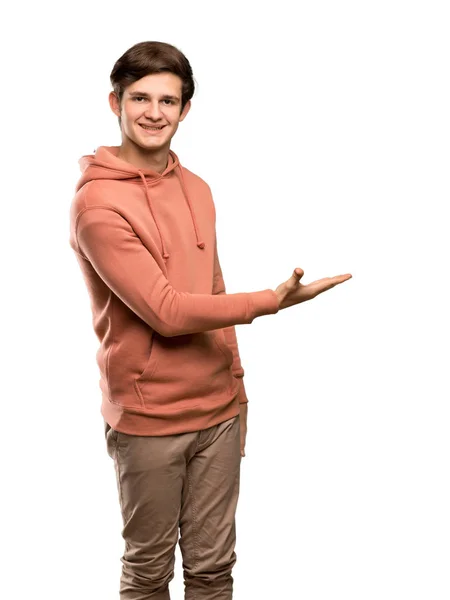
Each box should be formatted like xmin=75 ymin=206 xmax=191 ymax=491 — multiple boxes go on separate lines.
xmin=309 ymin=273 xmax=352 ymax=294
xmin=240 ymin=437 xmax=246 ymax=457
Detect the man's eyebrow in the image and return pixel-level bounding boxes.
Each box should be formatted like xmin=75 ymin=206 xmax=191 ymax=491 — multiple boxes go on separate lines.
xmin=129 ymin=91 xmax=180 ymax=101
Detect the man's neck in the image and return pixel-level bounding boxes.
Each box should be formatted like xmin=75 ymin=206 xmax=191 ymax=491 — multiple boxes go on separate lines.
xmin=117 ymin=140 xmax=170 ymax=173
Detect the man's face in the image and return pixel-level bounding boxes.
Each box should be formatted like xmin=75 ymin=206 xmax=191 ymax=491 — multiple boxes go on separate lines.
xmin=109 ymin=72 xmax=190 ymax=152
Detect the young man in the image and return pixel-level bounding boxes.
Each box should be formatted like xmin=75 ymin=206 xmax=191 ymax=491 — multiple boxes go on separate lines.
xmin=69 ymin=41 xmax=351 ymax=600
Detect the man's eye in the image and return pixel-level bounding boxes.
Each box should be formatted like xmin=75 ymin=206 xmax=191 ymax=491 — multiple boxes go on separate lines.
xmin=133 ymin=97 xmax=173 ymax=104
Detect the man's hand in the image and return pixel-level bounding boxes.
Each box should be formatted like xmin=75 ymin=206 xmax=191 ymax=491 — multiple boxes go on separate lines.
xmin=275 ymin=268 xmax=352 ymax=310
xmin=239 ymin=403 xmax=248 ymax=457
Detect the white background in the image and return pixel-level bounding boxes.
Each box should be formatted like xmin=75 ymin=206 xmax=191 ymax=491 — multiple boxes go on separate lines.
xmin=2 ymin=1 xmax=449 ymax=598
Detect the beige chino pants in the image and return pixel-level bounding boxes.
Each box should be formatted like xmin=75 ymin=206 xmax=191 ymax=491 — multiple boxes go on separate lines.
xmin=105 ymin=415 xmax=242 ymax=600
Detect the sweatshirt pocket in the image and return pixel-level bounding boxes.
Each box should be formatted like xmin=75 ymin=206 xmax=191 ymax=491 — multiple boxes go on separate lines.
xmin=134 ymin=329 xmax=234 ymax=413
xmin=213 ymin=328 xmax=234 ymax=364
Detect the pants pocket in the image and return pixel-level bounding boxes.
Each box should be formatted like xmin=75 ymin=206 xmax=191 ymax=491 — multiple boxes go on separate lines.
xmin=105 ymin=420 xmax=120 ymax=460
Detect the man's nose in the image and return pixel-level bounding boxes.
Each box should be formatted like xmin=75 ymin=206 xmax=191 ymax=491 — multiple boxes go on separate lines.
xmin=144 ymin=101 xmax=164 ymax=119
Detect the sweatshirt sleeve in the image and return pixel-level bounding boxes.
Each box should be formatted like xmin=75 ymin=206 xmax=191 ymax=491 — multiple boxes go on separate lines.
xmin=212 ymin=234 xmax=249 ymax=404
xmin=76 ymin=207 xmax=279 ymax=337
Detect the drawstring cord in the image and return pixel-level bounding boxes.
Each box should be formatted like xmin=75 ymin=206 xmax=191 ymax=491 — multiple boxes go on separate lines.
xmin=137 ymin=164 xmax=205 ymax=261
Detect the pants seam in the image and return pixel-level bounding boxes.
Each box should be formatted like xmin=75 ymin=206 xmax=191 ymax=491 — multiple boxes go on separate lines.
xmin=187 ymin=461 xmax=199 ymax=589
xmin=115 ymin=437 xmax=128 ymax=555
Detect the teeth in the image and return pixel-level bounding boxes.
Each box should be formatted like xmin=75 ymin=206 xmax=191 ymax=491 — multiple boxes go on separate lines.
xmin=141 ymin=125 xmax=163 ymax=130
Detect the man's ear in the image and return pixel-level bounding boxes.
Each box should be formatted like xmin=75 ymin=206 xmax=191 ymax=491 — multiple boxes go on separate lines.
xmin=109 ymin=91 xmax=121 ymax=118
xmin=179 ymin=99 xmax=191 ymax=122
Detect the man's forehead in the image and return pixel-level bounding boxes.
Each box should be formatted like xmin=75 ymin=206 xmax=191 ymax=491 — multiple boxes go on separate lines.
xmin=127 ymin=74 xmax=182 ymax=98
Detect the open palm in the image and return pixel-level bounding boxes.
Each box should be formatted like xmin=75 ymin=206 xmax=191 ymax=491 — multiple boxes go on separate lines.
xmin=275 ymin=268 xmax=352 ymax=310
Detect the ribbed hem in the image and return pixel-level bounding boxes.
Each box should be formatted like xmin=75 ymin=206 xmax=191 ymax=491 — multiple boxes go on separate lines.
xmin=248 ymin=288 xmax=279 ymax=320
xmin=101 ymin=377 xmax=242 ymax=436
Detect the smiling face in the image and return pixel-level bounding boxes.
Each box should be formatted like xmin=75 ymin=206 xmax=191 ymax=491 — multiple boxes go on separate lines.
xmin=109 ymin=72 xmax=191 ymax=160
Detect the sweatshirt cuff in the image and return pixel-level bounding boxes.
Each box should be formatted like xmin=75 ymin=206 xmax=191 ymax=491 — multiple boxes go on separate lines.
xmin=235 ymin=377 xmax=249 ymax=404
xmin=248 ymin=289 xmax=279 ymax=320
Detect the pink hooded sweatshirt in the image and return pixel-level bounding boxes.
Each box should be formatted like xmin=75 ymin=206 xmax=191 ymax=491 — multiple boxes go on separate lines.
xmin=69 ymin=146 xmax=279 ymax=435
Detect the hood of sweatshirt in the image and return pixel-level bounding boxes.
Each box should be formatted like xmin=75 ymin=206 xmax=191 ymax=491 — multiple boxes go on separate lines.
xmin=76 ymin=145 xmax=205 ymax=261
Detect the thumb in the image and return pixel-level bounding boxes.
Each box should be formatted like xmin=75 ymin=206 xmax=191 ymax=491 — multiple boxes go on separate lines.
xmin=293 ymin=268 xmax=304 ymax=281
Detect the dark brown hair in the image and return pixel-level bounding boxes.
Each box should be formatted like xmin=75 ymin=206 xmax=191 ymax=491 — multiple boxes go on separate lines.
xmin=110 ymin=41 xmax=196 ymax=123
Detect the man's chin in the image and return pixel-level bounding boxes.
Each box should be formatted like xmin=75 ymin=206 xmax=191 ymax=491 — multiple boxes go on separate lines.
xmin=130 ymin=135 xmax=164 ymax=149
xmin=137 ymin=131 xmax=173 ymax=148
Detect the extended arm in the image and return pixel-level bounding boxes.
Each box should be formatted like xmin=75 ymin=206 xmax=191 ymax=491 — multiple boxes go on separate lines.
xmin=76 ymin=207 xmax=279 ymax=337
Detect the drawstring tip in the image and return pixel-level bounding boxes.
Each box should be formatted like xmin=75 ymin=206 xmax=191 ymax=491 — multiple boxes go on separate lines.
xmin=163 ymin=252 xmax=170 ymax=259
xmin=197 ymin=241 xmax=206 ymax=249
